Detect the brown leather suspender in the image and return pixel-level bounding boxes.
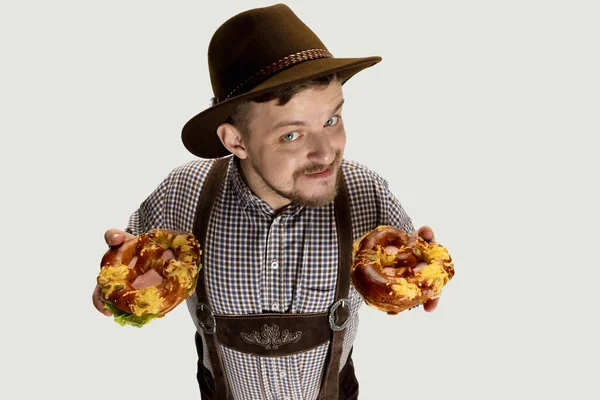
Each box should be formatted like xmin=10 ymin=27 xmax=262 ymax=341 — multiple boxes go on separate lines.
xmin=193 ymin=157 xmax=231 ymax=400
xmin=318 ymin=169 xmax=352 ymax=400
xmin=192 ymin=157 xmax=353 ymax=400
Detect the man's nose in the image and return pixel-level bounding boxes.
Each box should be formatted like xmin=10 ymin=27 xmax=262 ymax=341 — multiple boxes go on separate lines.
xmin=307 ymin=131 xmax=335 ymax=165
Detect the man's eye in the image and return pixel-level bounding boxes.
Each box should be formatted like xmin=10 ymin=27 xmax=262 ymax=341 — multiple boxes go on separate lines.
xmin=325 ymin=116 xmax=339 ymax=127
xmin=282 ymin=131 xmax=300 ymax=142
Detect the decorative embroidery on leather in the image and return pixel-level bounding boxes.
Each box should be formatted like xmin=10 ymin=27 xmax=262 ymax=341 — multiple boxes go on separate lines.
xmin=240 ymin=324 xmax=302 ymax=350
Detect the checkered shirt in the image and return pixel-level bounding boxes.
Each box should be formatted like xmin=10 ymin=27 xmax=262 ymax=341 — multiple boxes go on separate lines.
xmin=126 ymin=156 xmax=414 ymax=400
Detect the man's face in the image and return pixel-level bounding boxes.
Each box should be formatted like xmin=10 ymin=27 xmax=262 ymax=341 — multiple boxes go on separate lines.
xmin=239 ymin=80 xmax=346 ymax=209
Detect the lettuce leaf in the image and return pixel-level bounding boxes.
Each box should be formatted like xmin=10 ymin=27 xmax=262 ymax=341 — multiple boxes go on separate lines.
xmin=104 ymin=302 xmax=159 ymax=328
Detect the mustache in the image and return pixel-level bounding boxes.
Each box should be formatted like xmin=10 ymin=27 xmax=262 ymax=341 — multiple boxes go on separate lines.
xmin=293 ymin=151 xmax=342 ymax=179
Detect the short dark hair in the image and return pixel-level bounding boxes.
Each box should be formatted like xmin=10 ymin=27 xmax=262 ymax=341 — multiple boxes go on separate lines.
xmin=227 ymin=73 xmax=339 ymax=137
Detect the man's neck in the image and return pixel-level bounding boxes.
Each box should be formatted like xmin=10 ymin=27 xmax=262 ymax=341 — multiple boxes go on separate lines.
xmin=236 ymin=157 xmax=292 ymax=212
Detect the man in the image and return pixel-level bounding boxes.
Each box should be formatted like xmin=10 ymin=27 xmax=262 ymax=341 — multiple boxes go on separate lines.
xmin=93 ymin=4 xmax=441 ymax=399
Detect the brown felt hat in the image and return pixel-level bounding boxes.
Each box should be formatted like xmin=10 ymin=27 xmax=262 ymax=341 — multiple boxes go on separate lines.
xmin=181 ymin=3 xmax=382 ymax=159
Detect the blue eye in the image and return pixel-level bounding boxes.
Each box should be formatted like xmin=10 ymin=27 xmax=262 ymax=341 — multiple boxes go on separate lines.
xmin=325 ymin=116 xmax=339 ymax=127
xmin=282 ymin=131 xmax=300 ymax=142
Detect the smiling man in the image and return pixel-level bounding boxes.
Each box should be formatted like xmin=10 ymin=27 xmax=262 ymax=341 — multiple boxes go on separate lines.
xmin=218 ymin=75 xmax=346 ymax=209
xmin=93 ymin=4 xmax=440 ymax=400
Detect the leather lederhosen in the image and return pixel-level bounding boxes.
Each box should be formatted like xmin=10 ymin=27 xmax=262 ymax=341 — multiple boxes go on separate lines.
xmin=192 ymin=157 xmax=358 ymax=400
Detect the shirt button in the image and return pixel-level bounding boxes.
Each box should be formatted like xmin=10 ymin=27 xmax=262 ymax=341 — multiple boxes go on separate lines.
xmin=271 ymin=260 xmax=279 ymax=269
xmin=272 ymin=302 xmax=279 ymax=311
xmin=280 ymin=371 xmax=286 ymax=378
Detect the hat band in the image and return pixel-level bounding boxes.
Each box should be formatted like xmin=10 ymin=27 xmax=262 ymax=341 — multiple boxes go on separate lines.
xmin=222 ymin=48 xmax=333 ymax=102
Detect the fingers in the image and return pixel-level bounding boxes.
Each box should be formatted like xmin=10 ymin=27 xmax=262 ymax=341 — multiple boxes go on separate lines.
xmin=104 ymin=229 xmax=134 ymax=247
xmin=417 ymin=225 xmax=435 ymax=242
xmin=98 ymin=228 xmax=133 ymax=317
xmin=93 ymin=284 xmax=113 ymax=316
xmin=423 ymin=296 xmax=441 ymax=312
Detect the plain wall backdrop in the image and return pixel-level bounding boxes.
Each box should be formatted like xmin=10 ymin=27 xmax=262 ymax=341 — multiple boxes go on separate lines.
xmin=1 ymin=0 xmax=599 ymax=398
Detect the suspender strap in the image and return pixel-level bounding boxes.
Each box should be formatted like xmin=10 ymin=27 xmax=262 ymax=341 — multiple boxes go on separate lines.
xmin=318 ymin=170 xmax=353 ymax=400
xmin=193 ymin=156 xmax=232 ymax=400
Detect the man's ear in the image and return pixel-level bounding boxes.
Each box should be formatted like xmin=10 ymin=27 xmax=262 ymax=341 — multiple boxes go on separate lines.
xmin=216 ymin=123 xmax=248 ymax=159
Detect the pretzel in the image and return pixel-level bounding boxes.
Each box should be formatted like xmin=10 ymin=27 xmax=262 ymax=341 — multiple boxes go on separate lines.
xmin=351 ymin=226 xmax=454 ymax=314
xmin=97 ymin=229 xmax=201 ymax=325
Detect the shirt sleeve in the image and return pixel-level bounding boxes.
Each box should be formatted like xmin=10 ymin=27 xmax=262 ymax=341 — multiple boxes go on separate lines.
xmin=369 ymin=169 xmax=415 ymax=234
xmin=125 ymin=173 xmax=172 ymax=236
xmin=382 ymin=186 xmax=415 ymax=234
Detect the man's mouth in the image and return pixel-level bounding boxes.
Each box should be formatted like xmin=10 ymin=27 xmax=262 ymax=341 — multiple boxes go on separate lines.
xmin=305 ymin=168 xmax=333 ymax=178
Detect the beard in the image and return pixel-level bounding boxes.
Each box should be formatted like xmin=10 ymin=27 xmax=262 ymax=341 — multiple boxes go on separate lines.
xmin=250 ymin=150 xmax=343 ymax=208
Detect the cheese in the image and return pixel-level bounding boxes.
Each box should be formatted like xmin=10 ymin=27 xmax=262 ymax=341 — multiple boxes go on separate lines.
xmin=140 ymin=243 xmax=161 ymax=256
xmin=375 ymin=246 xmax=399 ymax=268
xmin=172 ymin=234 xmax=193 ymax=252
xmin=130 ymin=287 xmax=165 ymax=316
xmin=423 ymin=246 xmax=450 ymax=264
xmin=164 ymin=261 xmax=196 ymax=286
xmin=97 ymin=264 xmax=130 ymax=296
xmin=418 ymin=261 xmax=448 ymax=293
xmin=391 ymin=278 xmax=420 ymax=299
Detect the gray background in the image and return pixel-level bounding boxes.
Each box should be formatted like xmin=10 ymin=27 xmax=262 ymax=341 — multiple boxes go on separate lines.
xmin=2 ymin=0 xmax=599 ymax=398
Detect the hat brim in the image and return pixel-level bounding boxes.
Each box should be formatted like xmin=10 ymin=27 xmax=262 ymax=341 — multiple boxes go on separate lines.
xmin=181 ymin=56 xmax=382 ymax=159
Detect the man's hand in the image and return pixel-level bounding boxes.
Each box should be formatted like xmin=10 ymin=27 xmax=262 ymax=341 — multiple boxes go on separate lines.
xmin=416 ymin=225 xmax=435 ymax=242
xmin=423 ymin=296 xmax=441 ymax=312
xmin=92 ymin=228 xmax=135 ymax=316
xmin=104 ymin=228 xmax=135 ymax=248
xmin=414 ymin=225 xmax=442 ymax=313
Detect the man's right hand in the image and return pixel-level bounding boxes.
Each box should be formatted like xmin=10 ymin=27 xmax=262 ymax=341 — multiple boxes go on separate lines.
xmin=93 ymin=228 xmax=135 ymax=316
